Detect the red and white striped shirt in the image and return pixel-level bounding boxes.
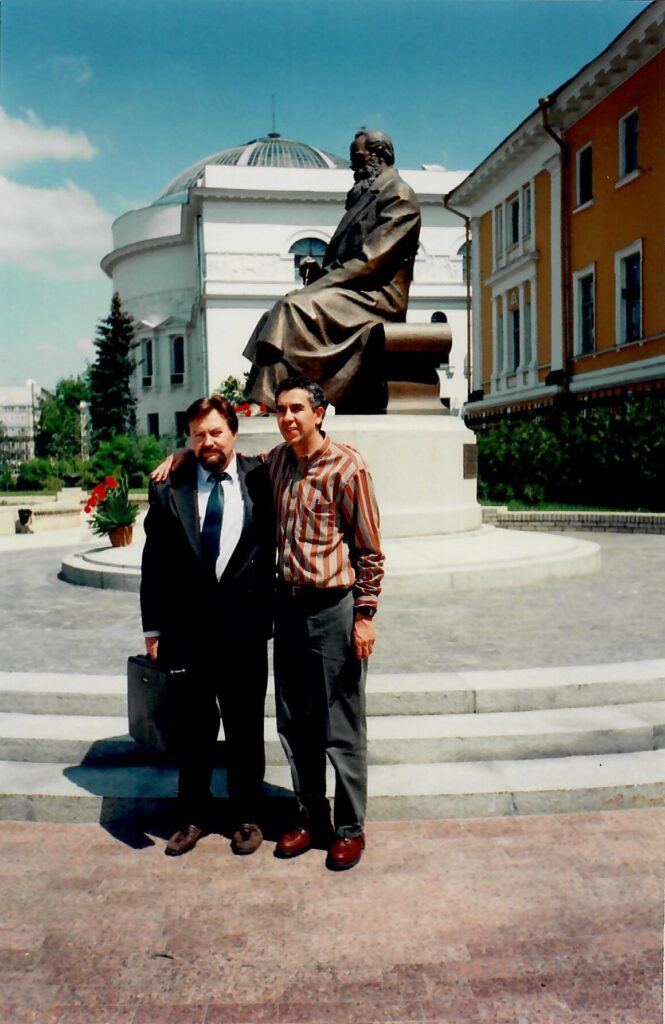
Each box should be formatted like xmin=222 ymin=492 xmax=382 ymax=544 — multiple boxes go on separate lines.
xmin=264 ymin=434 xmax=384 ymax=610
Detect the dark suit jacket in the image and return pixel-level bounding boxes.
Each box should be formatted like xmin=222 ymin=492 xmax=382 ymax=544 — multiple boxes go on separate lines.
xmin=140 ymin=454 xmax=275 ymax=665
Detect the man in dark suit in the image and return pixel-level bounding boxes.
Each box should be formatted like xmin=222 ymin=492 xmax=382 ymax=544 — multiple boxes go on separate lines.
xmin=140 ymin=395 xmax=275 ymax=857
xmin=243 ymin=130 xmax=421 ymax=412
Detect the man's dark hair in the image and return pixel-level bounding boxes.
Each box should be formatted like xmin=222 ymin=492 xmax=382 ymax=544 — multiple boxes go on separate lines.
xmin=274 ymin=375 xmax=328 ymax=413
xmin=355 ymin=129 xmax=395 ymax=167
xmin=185 ymin=395 xmax=239 ymax=435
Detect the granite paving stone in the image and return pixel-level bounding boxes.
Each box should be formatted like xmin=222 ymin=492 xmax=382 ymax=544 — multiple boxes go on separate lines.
xmin=1 ymin=531 xmax=664 ymax=673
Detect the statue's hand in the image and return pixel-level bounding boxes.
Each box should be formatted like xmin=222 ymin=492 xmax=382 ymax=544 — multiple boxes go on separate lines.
xmin=299 ymin=256 xmax=324 ymax=286
xmin=151 ymin=449 xmax=188 ymax=482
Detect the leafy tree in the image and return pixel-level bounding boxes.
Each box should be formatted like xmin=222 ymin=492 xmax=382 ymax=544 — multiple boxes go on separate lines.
xmin=214 ymin=372 xmax=252 ymax=406
xmin=89 ymin=292 xmax=137 ymax=443
xmin=35 ymin=375 xmax=90 ymax=461
xmin=81 ymin=434 xmax=167 ymax=489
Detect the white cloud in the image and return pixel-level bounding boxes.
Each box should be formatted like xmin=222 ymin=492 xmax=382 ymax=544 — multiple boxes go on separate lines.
xmin=52 ymin=55 xmax=93 ymax=86
xmin=0 ymin=105 xmax=97 ymax=171
xmin=0 ymin=175 xmax=112 ymax=280
xmin=76 ymin=337 xmax=95 ymax=358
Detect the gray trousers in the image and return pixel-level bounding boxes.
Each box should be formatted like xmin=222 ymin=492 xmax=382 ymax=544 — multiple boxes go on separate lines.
xmin=274 ymin=589 xmax=367 ymax=839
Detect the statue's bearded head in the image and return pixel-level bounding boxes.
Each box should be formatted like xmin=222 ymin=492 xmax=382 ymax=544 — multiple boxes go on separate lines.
xmin=345 ymin=130 xmax=395 ymax=209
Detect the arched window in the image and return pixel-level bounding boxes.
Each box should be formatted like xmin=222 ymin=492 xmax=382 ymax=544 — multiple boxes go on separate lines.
xmin=457 ymin=241 xmax=472 ymax=279
xmin=289 ymin=238 xmax=327 ymax=280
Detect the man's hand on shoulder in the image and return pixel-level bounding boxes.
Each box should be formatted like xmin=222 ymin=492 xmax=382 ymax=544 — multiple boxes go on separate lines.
xmin=352 ymin=615 xmax=376 ymax=660
xmin=150 ymin=448 xmax=191 ymax=483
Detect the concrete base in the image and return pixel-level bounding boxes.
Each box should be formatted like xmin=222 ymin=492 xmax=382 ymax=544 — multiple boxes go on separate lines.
xmin=60 ymin=521 xmax=601 ymax=595
xmin=234 ymin=414 xmax=481 ymax=537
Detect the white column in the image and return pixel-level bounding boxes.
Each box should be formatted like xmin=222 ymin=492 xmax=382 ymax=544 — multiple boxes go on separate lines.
xmin=470 ymin=216 xmax=482 ymax=392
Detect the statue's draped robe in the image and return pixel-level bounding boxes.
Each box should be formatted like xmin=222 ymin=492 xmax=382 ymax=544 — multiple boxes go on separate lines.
xmin=244 ymin=167 xmax=421 ymax=407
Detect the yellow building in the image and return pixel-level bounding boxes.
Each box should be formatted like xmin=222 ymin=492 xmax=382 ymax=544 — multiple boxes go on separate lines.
xmin=450 ymin=2 xmax=665 ymax=423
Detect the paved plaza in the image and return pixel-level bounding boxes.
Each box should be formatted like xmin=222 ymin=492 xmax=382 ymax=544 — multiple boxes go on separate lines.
xmin=2 ymin=529 xmax=665 ymax=674
xmin=0 ymin=529 xmax=664 ymax=1023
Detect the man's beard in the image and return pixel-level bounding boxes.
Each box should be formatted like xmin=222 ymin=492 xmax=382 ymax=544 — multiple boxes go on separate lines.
xmin=345 ymin=154 xmax=383 ymax=210
xmin=197 ymin=451 xmax=227 ymax=475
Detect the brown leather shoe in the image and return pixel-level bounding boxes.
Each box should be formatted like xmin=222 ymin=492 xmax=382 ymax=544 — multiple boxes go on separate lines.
xmin=165 ymin=824 xmax=204 ymax=857
xmin=275 ymin=828 xmax=312 ymax=858
xmin=231 ymin=823 xmax=263 ymax=856
xmin=327 ymin=833 xmax=365 ymax=871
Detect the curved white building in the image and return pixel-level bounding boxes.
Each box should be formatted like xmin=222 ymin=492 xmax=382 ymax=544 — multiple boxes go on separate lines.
xmin=101 ymin=134 xmax=470 ymax=437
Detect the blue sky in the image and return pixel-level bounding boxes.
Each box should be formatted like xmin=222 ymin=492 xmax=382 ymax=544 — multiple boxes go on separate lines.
xmin=0 ymin=0 xmax=650 ymax=390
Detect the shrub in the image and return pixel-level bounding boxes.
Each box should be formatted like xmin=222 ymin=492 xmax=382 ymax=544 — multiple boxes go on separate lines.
xmin=471 ymin=393 xmax=665 ymax=511
xmin=15 ymin=459 xmax=63 ymax=492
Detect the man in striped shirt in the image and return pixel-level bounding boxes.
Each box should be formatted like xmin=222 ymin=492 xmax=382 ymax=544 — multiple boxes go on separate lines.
xmin=269 ymin=375 xmax=384 ymax=871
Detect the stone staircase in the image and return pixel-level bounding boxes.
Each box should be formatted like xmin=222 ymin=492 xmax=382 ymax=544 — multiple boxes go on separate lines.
xmin=1 ymin=662 xmax=665 ymax=823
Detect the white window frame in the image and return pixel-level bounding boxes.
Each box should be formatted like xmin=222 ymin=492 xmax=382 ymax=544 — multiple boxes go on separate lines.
xmin=572 ymin=263 xmax=596 ymax=356
xmin=575 ymin=143 xmax=593 ymax=209
xmin=618 ymin=107 xmax=639 ymax=182
xmin=614 ymin=239 xmax=643 ymax=346
xmin=522 ymin=184 xmax=532 ymax=238
xmin=494 ymin=205 xmax=504 ymax=263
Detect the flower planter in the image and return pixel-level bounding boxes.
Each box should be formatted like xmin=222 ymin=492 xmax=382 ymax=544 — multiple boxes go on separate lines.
xmin=109 ymin=526 xmax=133 ymax=548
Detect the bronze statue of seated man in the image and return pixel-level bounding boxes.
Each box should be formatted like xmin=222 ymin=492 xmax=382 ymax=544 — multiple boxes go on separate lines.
xmin=243 ymin=130 xmax=422 ymax=414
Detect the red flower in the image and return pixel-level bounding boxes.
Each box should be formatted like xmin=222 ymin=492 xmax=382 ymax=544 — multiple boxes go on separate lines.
xmin=84 ymin=504 xmax=92 ymax=514
xmin=91 ymin=484 xmax=106 ymax=501
xmin=260 ymin=403 xmax=267 ymax=412
xmin=105 ymin=476 xmax=118 ymax=488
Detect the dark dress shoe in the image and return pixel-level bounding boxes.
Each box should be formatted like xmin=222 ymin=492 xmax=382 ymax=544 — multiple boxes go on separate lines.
xmin=165 ymin=824 xmax=204 ymax=857
xmin=326 ymin=833 xmax=365 ymax=871
xmin=275 ymin=828 xmax=312 ymax=858
xmin=231 ymin=823 xmax=263 ymax=855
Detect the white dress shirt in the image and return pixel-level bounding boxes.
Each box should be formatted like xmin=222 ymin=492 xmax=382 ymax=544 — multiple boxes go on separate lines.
xmin=197 ymin=455 xmax=245 ymax=581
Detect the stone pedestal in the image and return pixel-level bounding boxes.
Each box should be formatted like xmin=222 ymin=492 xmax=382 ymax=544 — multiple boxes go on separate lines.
xmin=235 ymin=414 xmax=481 ymax=539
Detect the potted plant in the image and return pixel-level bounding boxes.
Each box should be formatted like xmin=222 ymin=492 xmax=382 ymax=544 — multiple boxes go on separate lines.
xmin=84 ymin=473 xmax=139 ymax=547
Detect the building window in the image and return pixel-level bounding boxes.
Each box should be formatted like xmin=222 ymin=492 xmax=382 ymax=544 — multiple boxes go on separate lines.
xmin=457 ymin=241 xmax=471 ymax=279
xmin=175 ymin=411 xmax=188 ymax=443
xmin=615 ymin=242 xmax=642 ymax=345
xmin=289 ymin=237 xmax=327 ymax=281
xmin=495 ymin=299 xmax=504 ymax=375
xmin=147 ymin=413 xmax=160 ymax=437
xmin=523 ymin=298 xmax=532 ymax=365
xmin=619 ymin=109 xmax=639 ymax=177
xmin=509 ymin=307 xmax=520 ymax=371
xmin=141 ymin=338 xmax=153 ymax=387
xmin=522 ymin=185 xmax=532 ymax=237
xmin=573 ymin=266 xmax=595 ymax=355
xmin=508 ymin=197 xmax=519 ymax=246
xmin=170 ymin=335 xmax=185 ymax=385
xmin=494 ymin=206 xmax=504 ymax=259
xmin=576 ymin=144 xmax=593 ymax=206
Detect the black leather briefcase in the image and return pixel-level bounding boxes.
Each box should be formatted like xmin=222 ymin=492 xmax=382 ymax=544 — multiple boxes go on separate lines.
xmin=127 ymin=654 xmax=188 ymax=754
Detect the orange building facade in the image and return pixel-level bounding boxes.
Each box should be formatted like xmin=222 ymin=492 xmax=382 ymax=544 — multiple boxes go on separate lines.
xmin=450 ymin=3 xmax=665 ymax=423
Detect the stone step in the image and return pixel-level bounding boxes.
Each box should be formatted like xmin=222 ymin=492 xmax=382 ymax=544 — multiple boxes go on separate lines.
xmin=1 ymin=749 xmax=664 ymax=823
xmin=1 ymin=701 xmax=664 ymax=766
xmin=1 ymin=660 xmax=664 ymax=717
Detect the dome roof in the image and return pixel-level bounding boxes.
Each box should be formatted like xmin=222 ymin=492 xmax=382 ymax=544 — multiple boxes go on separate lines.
xmin=157 ymin=134 xmax=348 ymax=200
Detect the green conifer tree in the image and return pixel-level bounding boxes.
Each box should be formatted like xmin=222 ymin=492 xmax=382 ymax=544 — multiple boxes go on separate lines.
xmin=89 ymin=293 xmax=137 ymax=443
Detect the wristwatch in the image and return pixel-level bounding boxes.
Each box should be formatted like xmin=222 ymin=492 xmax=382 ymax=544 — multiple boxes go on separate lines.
xmin=355 ymin=606 xmax=377 ymax=619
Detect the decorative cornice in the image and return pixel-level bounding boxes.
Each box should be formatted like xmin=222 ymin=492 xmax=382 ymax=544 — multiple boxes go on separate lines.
xmin=450 ymin=5 xmax=665 ymax=208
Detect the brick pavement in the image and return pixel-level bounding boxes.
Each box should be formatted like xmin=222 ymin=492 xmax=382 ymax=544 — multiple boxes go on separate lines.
xmin=0 ymin=810 xmax=663 ymax=1024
